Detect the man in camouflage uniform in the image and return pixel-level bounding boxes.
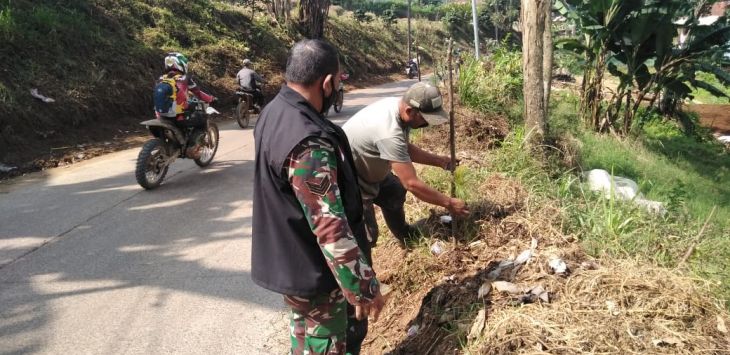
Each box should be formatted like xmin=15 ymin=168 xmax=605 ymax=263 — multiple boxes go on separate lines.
xmin=252 ymin=39 xmax=385 ymax=355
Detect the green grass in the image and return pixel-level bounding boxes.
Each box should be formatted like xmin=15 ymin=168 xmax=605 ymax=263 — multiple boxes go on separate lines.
xmin=457 ymin=47 xmax=523 ymax=115
xmin=549 ymin=92 xmax=730 ymax=306
xmin=447 ymin=46 xmax=729 ymax=305
xmin=691 ymin=72 xmax=730 ymax=104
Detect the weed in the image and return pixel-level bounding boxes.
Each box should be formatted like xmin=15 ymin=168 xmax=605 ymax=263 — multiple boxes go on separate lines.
xmin=0 ymin=3 xmax=14 ymax=39
xmin=458 ymin=46 xmax=522 ymax=115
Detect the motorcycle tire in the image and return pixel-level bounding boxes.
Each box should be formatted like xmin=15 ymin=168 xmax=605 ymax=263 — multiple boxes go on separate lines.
xmin=236 ymin=99 xmax=250 ymax=129
xmin=136 ymin=138 xmax=169 ymax=190
xmin=194 ymin=123 xmax=219 ymax=167
xmin=333 ymin=89 xmax=344 ymax=113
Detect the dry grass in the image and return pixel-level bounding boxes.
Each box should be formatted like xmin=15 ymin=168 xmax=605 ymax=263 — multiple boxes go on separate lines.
xmin=475 ymin=259 xmax=730 ymax=354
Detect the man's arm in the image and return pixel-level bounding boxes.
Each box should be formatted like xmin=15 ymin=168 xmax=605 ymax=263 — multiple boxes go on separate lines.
xmin=408 ymin=143 xmax=450 ymax=169
xmin=187 ymin=77 xmax=214 ymax=103
xmin=391 ymin=160 xmax=469 ymax=217
xmin=286 ymin=137 xmax=380 ymax=306
xmin=254 ymin=72 xmax=265 ymax=84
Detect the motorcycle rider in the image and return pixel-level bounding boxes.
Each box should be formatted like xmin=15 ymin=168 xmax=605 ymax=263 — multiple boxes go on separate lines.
xmin=154 ymin=52 xmax=216 ymax=159
xmin=406 ymin=57 xmax=419 ymax=77
xmin=236 ymin=58 xmax=266 ymax=111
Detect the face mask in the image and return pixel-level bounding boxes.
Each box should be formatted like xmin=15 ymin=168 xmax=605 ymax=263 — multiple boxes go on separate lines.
xmin=320 ymin=80 xmax=336 ymax=115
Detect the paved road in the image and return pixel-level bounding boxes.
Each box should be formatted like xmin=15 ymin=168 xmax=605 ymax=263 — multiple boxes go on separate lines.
xmin=0 ymin=78 xmax=423 ymax=354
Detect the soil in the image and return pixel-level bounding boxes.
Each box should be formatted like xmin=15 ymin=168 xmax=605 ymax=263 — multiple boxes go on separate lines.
xmin=687 ymin=104 xmax=730 ymax=134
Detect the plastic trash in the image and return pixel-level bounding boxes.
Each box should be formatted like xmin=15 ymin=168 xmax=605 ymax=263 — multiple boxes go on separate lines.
xmin=30 ymin=88 xmax=55 ymax=103
xmin=407 ymin=324 xmax=419 ymax=337
xmin=549 ymin=257 xmax=568 ymax=275
xmin=430 ymin=241 xmax=444 ymax=255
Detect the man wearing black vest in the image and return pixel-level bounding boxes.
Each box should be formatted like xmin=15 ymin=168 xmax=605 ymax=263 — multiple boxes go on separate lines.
xmin=252 ymin=39 xmax=385 ymax=355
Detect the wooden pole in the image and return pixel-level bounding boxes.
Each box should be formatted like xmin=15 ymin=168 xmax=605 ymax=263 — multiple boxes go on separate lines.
xmin=447 ymin=38 xmax=457 ymax=237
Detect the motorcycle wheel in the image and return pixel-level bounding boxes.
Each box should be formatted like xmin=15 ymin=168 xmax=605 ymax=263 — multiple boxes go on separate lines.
xmin=135 ymin=138 xmax=168 ymax=190
xmin=333 ymin=89 xmax=344 ymax=113
xmin=236 ymin=99 xmax=250 ymax=129
xmin=194 ymin=123 xmax=219 ymax=167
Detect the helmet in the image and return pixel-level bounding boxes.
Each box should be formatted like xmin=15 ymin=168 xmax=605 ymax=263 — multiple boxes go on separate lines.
xmin=242 ymin=58 xmax=252 ymax=67
xmin=164 ymin=52 xmax=189 ymax=74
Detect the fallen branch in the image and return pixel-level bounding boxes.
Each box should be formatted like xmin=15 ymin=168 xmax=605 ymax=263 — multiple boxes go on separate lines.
xmin=678 ymin=205 xmax=717 ymax=267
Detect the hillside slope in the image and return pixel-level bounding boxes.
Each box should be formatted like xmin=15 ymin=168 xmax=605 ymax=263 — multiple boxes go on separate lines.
xmin=0 ymin=0 xmax=446 ymax=170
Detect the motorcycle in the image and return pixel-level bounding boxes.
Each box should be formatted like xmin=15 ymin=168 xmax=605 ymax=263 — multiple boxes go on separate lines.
xmin=235 ymin=90 xmax=254 ymax=129
xmin=235 ymin=83 xmax=267 ymax=129
xmin=323 ymin=72 xmax=349 ymax=117
xmin=405 ymin=61 xmax=419 ymax=79
xmin=136 ymin=98 xmax=220 ymax=189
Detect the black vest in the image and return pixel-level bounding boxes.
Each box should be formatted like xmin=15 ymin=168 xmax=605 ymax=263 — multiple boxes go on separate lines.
xmin=251 ymin=85 xmax=370 ymax=297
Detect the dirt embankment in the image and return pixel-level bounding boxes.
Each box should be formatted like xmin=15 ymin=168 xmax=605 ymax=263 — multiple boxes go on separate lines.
xmin=1 ymin=1 xmax=442 ymax=179
xmin=688 ymin=104 xmax=730 ymax=135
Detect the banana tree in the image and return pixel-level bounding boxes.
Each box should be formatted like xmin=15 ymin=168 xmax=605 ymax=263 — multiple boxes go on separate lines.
xmin=554 ymin=0 xmax=631 ymax=130
xmin=556 ymin=0 xmax=730 ymax=134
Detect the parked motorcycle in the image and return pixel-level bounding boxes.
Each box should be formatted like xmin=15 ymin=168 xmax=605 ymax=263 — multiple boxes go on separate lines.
xmin=136 ymin=98 xmax=220 ymax=189
xmin=323 ymin=72 xmax=349 ymax=117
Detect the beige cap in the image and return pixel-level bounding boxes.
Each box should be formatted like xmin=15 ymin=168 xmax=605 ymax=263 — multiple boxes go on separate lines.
xmin=403 ymin=82 xmax=449 ymax=126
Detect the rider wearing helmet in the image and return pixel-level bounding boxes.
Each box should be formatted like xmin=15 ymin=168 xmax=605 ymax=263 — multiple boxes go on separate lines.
xmin=236 ymin=58 xmax=266 ymax=110
xmin=156 ymin=52 xmax=215 ymax=158
xmin=160 ymin=52 xmax=215 ymax=117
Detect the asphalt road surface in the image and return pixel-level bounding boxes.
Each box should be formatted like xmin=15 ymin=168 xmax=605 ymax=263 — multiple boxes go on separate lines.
xmin=0 ymin=77 xmax=424 ymax=354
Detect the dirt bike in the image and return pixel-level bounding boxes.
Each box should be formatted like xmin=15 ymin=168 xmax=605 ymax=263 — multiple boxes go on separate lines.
xmin=323 ymin=73 xmax=349 ymax=117
xmin=235 ymin=90 xmax=255 ymax=129
xmin=136 ymin=98 xmax=220 ymax=189
xmin=235 ymin=84 xmax=266 ymax=129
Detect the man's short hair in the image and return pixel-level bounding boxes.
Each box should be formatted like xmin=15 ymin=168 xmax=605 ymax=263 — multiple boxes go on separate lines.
xmin=285 ymin=39 xmax=339 ymax=86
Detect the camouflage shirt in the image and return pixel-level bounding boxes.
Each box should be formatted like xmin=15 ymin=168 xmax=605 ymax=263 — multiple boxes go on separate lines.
xmin=285 ymin=136 xmax=379 ymax=305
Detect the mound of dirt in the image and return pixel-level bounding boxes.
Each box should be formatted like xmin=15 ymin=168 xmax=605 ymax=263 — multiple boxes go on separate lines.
xmin=418 ymin=104 xmax=510 ymax=164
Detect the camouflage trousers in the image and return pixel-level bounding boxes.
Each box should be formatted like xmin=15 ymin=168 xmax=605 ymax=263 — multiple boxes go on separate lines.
xmin=284 ymin=288 xmax=368 ymax=355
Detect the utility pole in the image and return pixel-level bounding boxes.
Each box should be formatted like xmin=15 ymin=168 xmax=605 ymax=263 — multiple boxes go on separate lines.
xmin=471 ymin=0 xmax=480 ymax=59
xmin=407 ymin=0 xmax=412 ymax=62
xmin=415 ymin=21 xmax=421 ymax=82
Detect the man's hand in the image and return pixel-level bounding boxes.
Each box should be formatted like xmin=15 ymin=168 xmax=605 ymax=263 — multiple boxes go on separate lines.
xmin=440 ymin=156 xmax=460 ymax=171
xmin=447 ymin=197 xmax=470 ymax=217
xmin=355 ymin=290 xmax=386 ymax=322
